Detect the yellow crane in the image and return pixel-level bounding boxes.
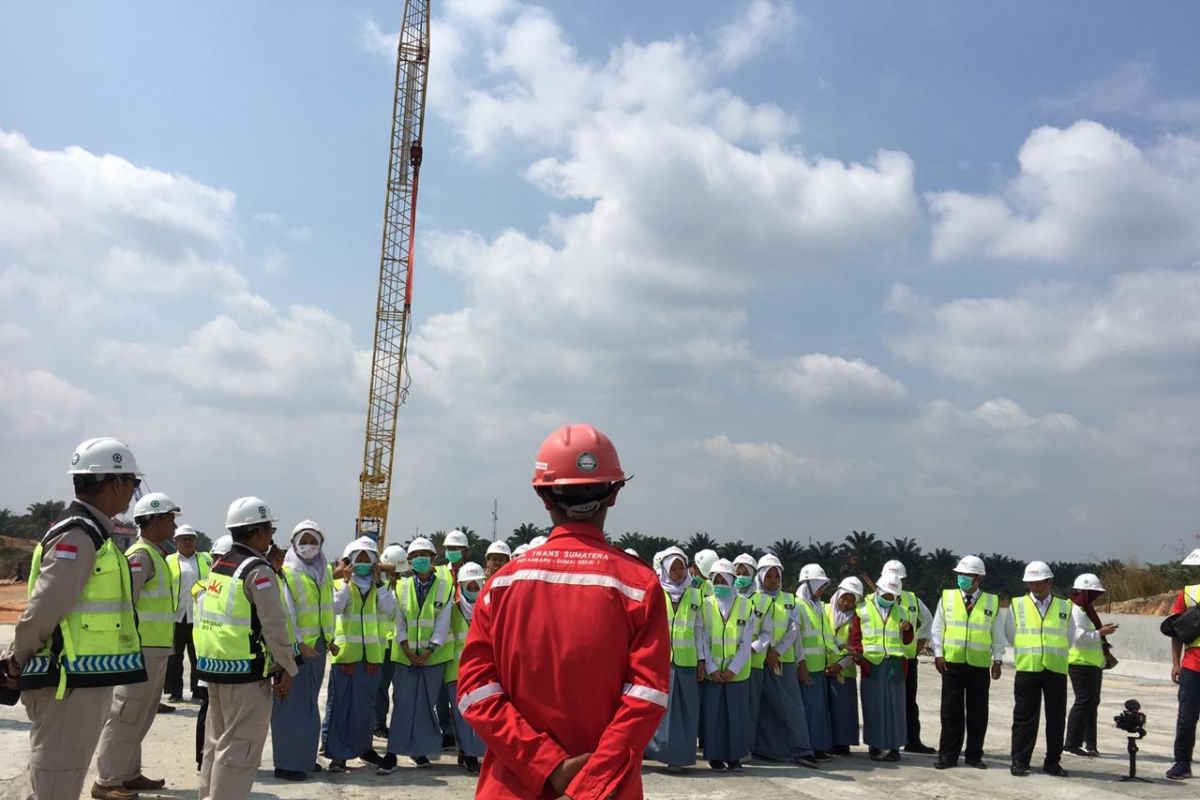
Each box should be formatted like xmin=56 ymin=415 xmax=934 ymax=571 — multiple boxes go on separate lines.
xmin=358 ymin=0 xmax=430 ymax=547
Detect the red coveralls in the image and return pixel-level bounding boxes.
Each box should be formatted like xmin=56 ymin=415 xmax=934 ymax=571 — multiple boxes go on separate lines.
xmin=458 ymin=521 xmax=670 ymax=800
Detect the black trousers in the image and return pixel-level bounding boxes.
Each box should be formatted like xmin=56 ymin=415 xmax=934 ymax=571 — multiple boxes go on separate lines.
xmin=938 ymin=662 xmax=991 ymax=762
xmin=1065 ymin=664 xmax=1103 ymax=750
xmin=1175 ymin=665 xmax=1200 ymax=766
xmin=905 ymin=656 xmax=923 ymax=745
xmin=165 ymin=621 xmax=199 ymax=698
xmin=1011 ymin=669 xmax=1067 ymax=768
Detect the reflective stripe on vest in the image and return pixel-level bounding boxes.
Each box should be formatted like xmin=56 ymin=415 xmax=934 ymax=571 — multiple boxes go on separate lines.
xmin=331 ymin=579 xmax=384 ymax=665
xmin=1012 ymin=595 xmax=1071 ymax=674
xmin=667 ymin=587 xmax=702 ymax=668
xmin=20 ymin=507 xmax=146 ymax=696
xmin=899 ymin=590 xmax=920 ymax=659
xmin=857 ymin=598 xmax=906 ymax=665
xmin=825 ymin=603 xmax=857 ymax=678
xmin=1068 ymin=611 xmax=1104 ymax=668
xmin=126 ymin=540 xmax=178 ymax=647
xmin=283 ymin=564 xmax=335 ymax=648
xmin=194 ymin=549 xmax=273 ymax=683
xmin=445 ymin=601 xmax=471 ymax=684
xmin=941 ymin=589 xmax=998 ymax=668
xmin=751 ymin=592 xmax=797 ymax=667
xmin=703 ymin=594 xmax=752 ymax=682
xmin=796 ymin=597 xmax=833 ymax=670
xmin=392 ymin=574 xmax=454 ymax=666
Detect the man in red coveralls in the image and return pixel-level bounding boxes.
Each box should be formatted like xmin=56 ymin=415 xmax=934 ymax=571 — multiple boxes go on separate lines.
xmin=458 ymin=423 xmax=670 ymax=800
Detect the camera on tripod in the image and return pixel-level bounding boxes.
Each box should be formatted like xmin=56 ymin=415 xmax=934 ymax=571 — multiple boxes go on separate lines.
xmin=1113 ymin=699 xmax=1146 ymax=738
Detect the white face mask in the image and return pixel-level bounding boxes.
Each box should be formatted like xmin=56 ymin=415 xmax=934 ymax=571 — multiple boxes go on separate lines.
xmin=296 ymin=543 xmax=321 ymax=561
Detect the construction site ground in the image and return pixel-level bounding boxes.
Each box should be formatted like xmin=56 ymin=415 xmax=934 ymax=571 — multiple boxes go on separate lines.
xmin=0 ymin=620 xmax=1189 ymax=799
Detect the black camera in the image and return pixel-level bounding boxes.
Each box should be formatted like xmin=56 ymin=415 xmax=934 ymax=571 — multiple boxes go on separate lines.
xmin=1114 ymin=699 xmax=1146 ymax=738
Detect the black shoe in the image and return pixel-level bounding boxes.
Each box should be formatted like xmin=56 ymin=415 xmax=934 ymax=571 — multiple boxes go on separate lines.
xmin=935 ymin=758 xmax=956 ymax=770
xmin=1065 ymin=745 xmax=1088 ymax=757
xmin=1084 ymin=748 xmax=1100 ymax=758
xmin=273 ymin=768 xmax=307 ymax=781
xmin=441 ymin=733 xmax=456 ymax=750
xmin=708 ymin=760 xmax=727 ymax=771
xmin=191 ymin=688 xmax=207 ymax=701
xmin=727 ymin=760 xmax=743 ymax=772
xmin=1165 ymin=762 xmax=1192 ymax=780
xmin=1010 ymin=763 xmax=1029 ymax=776
xmin=462 ymin=755 xmax=480 ymax=774
xmin=905 ymin=742 xmax=936 ymax=755
xmin=1043 ymin=763 xmax=1068 ymax=777
xmin=794 ymin=756 xmax=819 ymax=768
xmin=167 ymin=694 xmax=183 ymax=703
xmin=360 ymin=749 xmax=385 ymax=767
xmin=813 ymin=751 xmax=833 ymax=762
xmin=965 ymin=758 xmax=988 ymax=769
xmin=870 ymin=751 xmax=887 ymax=762
xmin=311 ymin=763 xmax=323 ymax=773
xmin=157 ymin=703 xmax=176 ymax=714
xmin=884 ymin=750 xmax=901 ymax=762
xmin=373 ymin=725 xmax=389 ymax=739
xmin=413 ymin=755 xmax=432 ymax=768
xmin=832 ymin=745 xmax=851 ymax=755
xmin=328 ymin=760 xmax=348 ymax=773
xmin=376 ymin=753 xmax=397 ymax=775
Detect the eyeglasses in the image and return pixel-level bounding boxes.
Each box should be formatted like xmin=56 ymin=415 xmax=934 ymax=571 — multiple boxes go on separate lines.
xmin=121 ymin=475 xmax=142 ymax=489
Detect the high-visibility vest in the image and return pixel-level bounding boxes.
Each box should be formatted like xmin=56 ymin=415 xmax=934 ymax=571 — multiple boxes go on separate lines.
xmin=941 ymin=589 xmax=999 ymax=668
xmin=751 ymin=591 xmax=797 ymax=668
xmin=194 ymin=546 xmax=278 ymax=683
xmin=857 ymin=598 xmax=907 ymax=665
xmin=392 ymin=573 xmax=454 ymax=666
xmin=1011 ymin=595 xmax=1071 ymax=674
xmin=666 ymin=587 xmax=703 ymax=668
xmin=1183 ymin=586 xmax=1200 ymax=649
xmin=444 ymin=600 xmax=472 ymax=683
xmin=165 ymin=551 xmax=212 ymax=601
xmin=282 ymin=564 xmax=335 ymax=649
xmin=703 ymin=594 xmax=753 ymax=682
xmin=796 ymin=597 xmax=835 ymax=671
xmin=19 ymin=503 xmax=147 ymax=697
xmin=1068 ymin=609 xmax=1104 ymax=668
xmin=331 ymin=579 xmax=384 ymax=665
xmin=898 ymin=590 xmax=921 ymax=659
xmin=126 ymin=539 xmax=178 ymax=648
xmin=825 ymin=603 xmax=857 ymax=679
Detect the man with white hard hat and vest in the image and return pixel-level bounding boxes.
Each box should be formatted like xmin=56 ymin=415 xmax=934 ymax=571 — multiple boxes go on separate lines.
xmin=0 ymin=438 xmax=147 ymax=800
xmin=931 ymin=555 xmax=1006 ymax=770
xmin=1166 ymin=546 xmax=1200 ymax=780
xmin=880 ymin=558 xmax=935 ymax=755
xmin=1005 ymin=560 xmax=1113 ymax=777
xmin=459 ymin=423 xmax=670 ymax=799
xmin=196 ymin=497 xmax=298 ymax=800
xmin=165 ymin=523 xmax=211 ymax=703
xmin=484 ymin=540 xmax=511 ymax=579
xmin=92 ymin=492 xmax=184 ymax=798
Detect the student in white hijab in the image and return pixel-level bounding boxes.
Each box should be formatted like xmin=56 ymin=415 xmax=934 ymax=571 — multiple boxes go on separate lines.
xmin=646 ymin=547 xmax=708 ymax=771
xmin=701 ymin=559 xmax=757 ymax=772
xmin=826 ymin=577 xmax=864 ymax=754
xmin=446 ymin=563 xmax=486 ymax=774
xmin=853 ymin=572 xmax=914 ymax=762
xmin=794 ymin=564 xmax=837 ymax=760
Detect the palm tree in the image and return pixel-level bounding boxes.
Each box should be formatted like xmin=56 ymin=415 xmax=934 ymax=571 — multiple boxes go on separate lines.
xmin=508 ymin=522 xmax=546 ymax=548
xmin=718 ymin=540 xmax=764 ymax=561
xmin=769 ymin=539 xmax=805 ymax=580
xmin=23 ymin=500 xmax=66 ymax=539
xmin=884 ymin=536 xmax=923 ymax=567
xmin=685 ymin=532 xmax=719 ymax=554
xmin=842 ymin=530 xmax=885 ymax=577
xmin=807 ymin=540 xmax=841 ymax=570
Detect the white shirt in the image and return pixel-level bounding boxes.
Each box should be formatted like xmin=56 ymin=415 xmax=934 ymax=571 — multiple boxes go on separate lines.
xmin=394 ymin=576 xmax=452 ymax=648
xmin=930 ymin=589 xmax=1008 ymax=660
xmin=176 ymin=554 xmax=201 ymax=623
xmin=1003 ymin=593 xmax=1101 ymax=647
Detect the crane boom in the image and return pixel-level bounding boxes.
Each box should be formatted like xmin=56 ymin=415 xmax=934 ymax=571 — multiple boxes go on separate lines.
xmin=358 ymin=0 xmax=430 ymax=548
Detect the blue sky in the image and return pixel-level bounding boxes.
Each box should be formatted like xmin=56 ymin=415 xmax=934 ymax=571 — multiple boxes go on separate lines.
xmin=2 ymin=1 xmax=1199 ymax=563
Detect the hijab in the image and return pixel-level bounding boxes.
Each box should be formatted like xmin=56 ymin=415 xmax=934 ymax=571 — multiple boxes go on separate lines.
xmin=797 ymin=577 xmax=829 ymax=605
xmin=711 ymin=567 xmax=737 ymax=616
xmin=829 ymin=586 xmax=861 ymax=629
xmin=755 ymin=565 xmax=782 ymax=596
xmin=284 ymin=528 xmax=329 ymax=587
xmin=659 ymin=553 xmax=690 ymax=602
xmin=1069 ymin=588 xmax=1105 ymax=631
xmin=347 ymin=544 xmax=378 ymax=593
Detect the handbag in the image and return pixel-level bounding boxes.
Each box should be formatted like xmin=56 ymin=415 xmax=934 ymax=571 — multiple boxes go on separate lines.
xmin=1102 ymin=642 xmax=1119 ymax=671
xmin=1162 ymin=603 xmax=1200 ymax=644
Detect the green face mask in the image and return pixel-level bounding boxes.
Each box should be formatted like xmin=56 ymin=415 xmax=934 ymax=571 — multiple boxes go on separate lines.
xmin=353 ymin=563 xmax=373 ymax=578
xmin=877 ymin=594 xmax=895 ymax=609
xmin=713 ymin=584 xmax=734 ymax=601
xmin=446 ymin=550 xmax=463 ymax=564
xmin=411 ymin=556 xmax=432 ymax=574
xmin=691 ymin=575 xmax=704 ymax=589
xmin=733 ymin=576 xmax=754 ymax=593
xmin=462 ymin=587 xmax=479 ymax=601
xmin=956 ymin=575 xmax=975 ymax=592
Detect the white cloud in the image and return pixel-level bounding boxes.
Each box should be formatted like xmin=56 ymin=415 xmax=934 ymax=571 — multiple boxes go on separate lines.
xmin=1039 ymin=62 xmax=1200 ymax=127
xmin=714 ymin=0 xmax=801 ymax=69
xmin=0 ymin=368 xmax=100 ymax=436
xmin=767 ymin=354 xmax=906 ymax=407
xmin=928 ymin=121 xmax=1200 ymax=266
xmin=700 ymin=435 xmax=845 ymax=485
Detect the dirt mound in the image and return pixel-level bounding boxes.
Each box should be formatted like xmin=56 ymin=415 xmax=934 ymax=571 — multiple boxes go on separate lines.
xmin=1104 ymin=591 xmax=1176 ymax=616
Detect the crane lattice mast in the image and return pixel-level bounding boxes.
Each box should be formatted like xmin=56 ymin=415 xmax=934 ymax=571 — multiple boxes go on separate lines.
xmin=358 ymin=0 xmax=430 ymax=547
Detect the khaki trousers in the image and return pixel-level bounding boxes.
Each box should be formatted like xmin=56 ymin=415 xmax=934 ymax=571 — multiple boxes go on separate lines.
xmin=21 ymin=684 xmax=113 ymax=800
xmin=95 ymin=649 xmax=170 ymax=786
xmin=199 ymin=680 xmax=273 ymax=800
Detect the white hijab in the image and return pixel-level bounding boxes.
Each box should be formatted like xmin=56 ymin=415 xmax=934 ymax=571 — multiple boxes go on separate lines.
xmin=711 ymin=567 xmax=737 ymax=616
xmin=284 ymin=528 xmax=329 ymax=587
xmin=658 ymin=553 xmax=690 ymax=602
xmin=346 ymin=544 xmax=378 ymax=593
xmin=829 ymin=586 xmax=861 ymax=629
xmin=755 ymin=565 xmax=782 ymax=596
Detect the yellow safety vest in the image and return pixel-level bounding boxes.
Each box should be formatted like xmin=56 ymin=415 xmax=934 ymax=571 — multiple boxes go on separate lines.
xmin=796 ymin=596 xmax=835 ymax=670
xmin=751 ymin=591 xmax=798 ymax=667
xmin=444 ymin=599 xmax=472 ymax=684
xmin=703 ymin=594 xmax=753 ymax=682
xmin=126 ymin=539 xmax=178 ymax=648
xmin=1183 ymin=585 xmax=1200 ymax=649
xmin=20 ymin=504 xmax=146 ymax=697
xmin=941 ymin=589 xmax=999 ymax=668
xmin=331 ymin=579 xmax=385 ymax=665
xmin=825 ymin=603 xmax=857 ymax=678
xmin=282 ymin=564 xmax=335 ymax=649
xmin=857 ymin=597 xmax=908 ymax=665
xmin=392 ymin=573 xmax=454 ymax=666
xmin=666 ymin=587 xmax=703 ymax=668
xmin=194 ymin=546 xmax=278 ymax=683
xmin=898 ymin=590 xmax=921 ymax=659
xmin=165 ymin=551 xmax=212 ymax=597
xmin=1012 ymin=595 xmax=1071 ymax=674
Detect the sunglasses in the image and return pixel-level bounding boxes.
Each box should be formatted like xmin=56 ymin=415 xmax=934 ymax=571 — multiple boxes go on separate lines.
xmin=120 ymin=475 xmax=142 ymax=489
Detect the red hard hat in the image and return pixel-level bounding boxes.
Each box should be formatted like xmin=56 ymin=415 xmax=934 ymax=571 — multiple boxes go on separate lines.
xmin=532 ymin=424 xmax=626 ymax=487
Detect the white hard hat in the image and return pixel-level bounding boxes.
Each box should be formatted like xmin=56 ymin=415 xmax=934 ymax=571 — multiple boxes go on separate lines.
xmin=694 ymin=549 xmax=719 ymax=578
xmin=798 ymin=563 xmax=828 ymax=582
xmin=174 ymin=524 xmax=198 ymax=540
xmin=292 ymin=519 xmax=322 ymax=538
xmin=457 ymin=562 xmax=485 ymax=584
xmin=710 ymin=558 xmax=735 ymax=580
xmin=407 ymin=536 xmax=436 ymax=557
xmin=882 ymin=559 xmax=907 ymax=579
xmin=133 ymin=492 xmax=180 ymax=520
xmin=659 ymin=547 xmax=687 ymax=571
xmin=68 ymin=437 xmax=143 ymax=476
xmin=1072 ymin=573 xmax=1105 ymax=592
xmin=1182 ymin=548 xmax=1200 ymax=567
xmin=512 ymin=544 xmax=530 ymax=558
xmin=757 ymin=554 xmax=782 ymax=571
xmin=838 ymin=576 xmax=864 ymax=597
xmin=733 ymin=553 xmax=757 ymax=571
xmin=876 ymin=573 xmax=903 ymax=596
xmin=528 ymin=535 xmax=548 ymax=548
xmin=346 ymin=536 xmax=379 ymax=556
xmin=444 ymin=530 xmax=469 ymax=548
xmin=624 ymin=548 xmax=639 ymax=556
xmin=225 ymin=496 xmax=277 ymax=530
xmin=954 ymin=555 xmax=986 ymax=576
xmin=485 ymin=541 xmax=512 ymax=557
xmin=1022 ymin=560 xmax=1054 ymax=582
xmin=652 ymin=550 xmax=665 ymax=572
xmin=380 ymin=544 xmax=407 ymax=568
xmin=212 ymin=535 xmax=234 ymax=556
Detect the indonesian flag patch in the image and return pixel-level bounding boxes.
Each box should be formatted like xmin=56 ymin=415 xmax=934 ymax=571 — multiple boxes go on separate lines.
xmin=130 ymin=561 xmax=144 ymax=573
xmin=253 ymin=575 xmax=274 ymax=591
xmin=54 ymin=543 xmax=78 ymax=560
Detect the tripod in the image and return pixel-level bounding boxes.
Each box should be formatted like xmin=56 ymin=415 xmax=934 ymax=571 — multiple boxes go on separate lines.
xmin=1119 ymin=734 xmax=1152 ymax=783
